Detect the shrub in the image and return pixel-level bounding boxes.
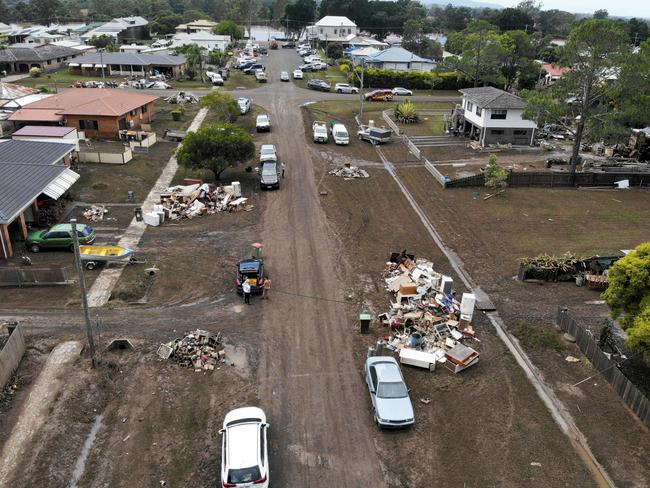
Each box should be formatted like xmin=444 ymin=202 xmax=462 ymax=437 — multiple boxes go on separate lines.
xmin=29 ymin=67 xmax=42 ymax=78
xmin=395 ymin=100 xmax=418 ymax=124
xmin=484 ymin=154 xmax=508 ymax=191
xmin=350 ymin=68 xmax=470 ymax=90
xmin=171 ymin=109 xmax=183 ymax=121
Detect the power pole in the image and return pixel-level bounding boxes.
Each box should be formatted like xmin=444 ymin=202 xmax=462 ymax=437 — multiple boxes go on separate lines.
xmin=71 ymin=219 xmax=97 ymax=367
xmin=357 ymin=58 xmax=365 ymax=122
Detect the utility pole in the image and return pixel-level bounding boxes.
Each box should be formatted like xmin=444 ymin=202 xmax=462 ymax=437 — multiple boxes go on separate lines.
xmin=355 ymin=58 xmax=365 ymax=122
xmin=99 ymin=48 xmax=105 ymax=79
xmin=71 ymin=219 xmax=97 ymax=367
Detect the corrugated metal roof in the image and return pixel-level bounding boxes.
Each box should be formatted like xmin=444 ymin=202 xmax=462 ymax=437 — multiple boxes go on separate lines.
xmin=12 ymin=126 xmax=76 ymax=137
xmin=0 ymin=82 xmax=39 ymax=101
xmin=0 ymin=163 xmax=76 ymax=224
xmin=43 ymin=168 xmax=80 ymax=199
xmin=0 ymin=140 xmax=76 ymax=165
xmin=70 ymin=52 xmax=186 ymax=67
xmin=459 ymin=87 xmax=527 ymax=109
xmin=365 ymin=47 xmax=434 ymax=64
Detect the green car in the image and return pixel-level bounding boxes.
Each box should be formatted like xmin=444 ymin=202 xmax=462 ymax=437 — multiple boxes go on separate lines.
xmin=26 ymin=224 xmax=96 ymax=253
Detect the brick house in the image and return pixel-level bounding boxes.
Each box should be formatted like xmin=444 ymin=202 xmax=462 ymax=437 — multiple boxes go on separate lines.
xmin=9 ymin=89 xmax=158 ymax=140
xmin=0 ymin=43 xmax=80 ymax=74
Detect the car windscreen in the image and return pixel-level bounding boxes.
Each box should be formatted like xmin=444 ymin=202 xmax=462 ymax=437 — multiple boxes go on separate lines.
xmin=228 ymin=466 xmax=261 ymax=484
xmin=377 ymin=381 xmax=408 ymax=399
xmin=262 ymin=164 xmax=277 ymax=176
xmin=336 ymin=131 xmax=348 ymax=138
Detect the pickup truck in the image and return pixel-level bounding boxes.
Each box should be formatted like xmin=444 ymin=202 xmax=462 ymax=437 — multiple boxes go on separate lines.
xmin=312 ymin=121 xmax=328 ymax=143
xmin=357 ymin=125 xmax=392 ymax=145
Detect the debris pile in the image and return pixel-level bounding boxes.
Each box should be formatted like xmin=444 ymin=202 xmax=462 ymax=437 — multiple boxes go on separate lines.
xmin=157 ymin=329 xmax=225 ymax=371
xmin=164 ymin=92 xmax=199 ymax=104
xmin=329 ymin=166 xmax=369 ymax=179
xmin=83 ymin=204 xmax=108 ymax=222
xmin=146 ymin=182 xmax=253 ymax=226
xmin=375 ymin=252 xmax=480 ymax=374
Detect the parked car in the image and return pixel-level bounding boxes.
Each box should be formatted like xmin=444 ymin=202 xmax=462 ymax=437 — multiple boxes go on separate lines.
xmin=259 ymin=144 xmax=277 ymax=162
xmin=280 ymin=71 xmax=290 ymax=82
xmin=235 ymin=259 xmax=266 ymax=293
xmin=304 ymin=55 xmax=322 ymax=64
xmin=358 ymin=125 xmax=392 ymax=145
xmin=392 ymin=87 xmax=413 ymax=96
xmin=364 ymin=356 xmax=415 ymax=429
xmin=364 ymin=89 xmax=394 ymax=101
xmin=282 ymin=41 xmax=295 ymax=48
xmin=27 ymin=223 xmax=95 ymax=253
xmin=256 ymin=114 xmax=271 ymax=132
xmin=335 ymin=83 xmax=359 ymax=94
xmin=292 ymin=69 xmax=303 ymax=79
xmin=312 ymin=120 xmax=328 ymax=143
xmin=311 ymin=61 xmax=327 ymax=71
xmin=259 ymin=46 xmax=268 ymax=55
xmin=330 ymin=122 xmax=349 ymax=145
xmin=307 ymin=79 xmax=330 ymax=92
xmin=259 ymin=161 xmax=280 ymax=190
xmin=299 ymin=63 xmax=315 ymax=72
xmin=243 ymin=64 xmax=265 ymax=75
xmin=206 ymin=71 xmax=224 ymax=85
xmin=255 ymin=70 xmax=267 ymax=83
xmin=236 ymin=59 xmax=256 ymax=69
xmin=220 ymin=407 xmax=269 ymax=488
xmin=238 ymin=97 xmax=251 ymax=115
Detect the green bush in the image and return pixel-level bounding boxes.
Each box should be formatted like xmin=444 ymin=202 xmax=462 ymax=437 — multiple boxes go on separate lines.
xmin=395 ymin=100 xmax=418 ymax=124
xmin=351 ymin=68 xmax=470 ymax=90
xmin=29 ymin=67 xmax=42 ymax=78
xmin=171 ymin=109 xmax=183 ymax=121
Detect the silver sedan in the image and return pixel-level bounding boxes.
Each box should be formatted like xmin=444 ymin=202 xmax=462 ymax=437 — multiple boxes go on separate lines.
xmin=392 ymin=87 xmax=413 ymax=96
xmin=364 ymin=356 xmax=415 ymax=428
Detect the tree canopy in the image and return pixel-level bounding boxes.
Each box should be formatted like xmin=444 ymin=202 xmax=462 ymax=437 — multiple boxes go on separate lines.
xmin=200 ymin=92 xmax=239 ymax=123
xmin=150 ymin=11 xmax=184 ymax=36
xmin=603 ymin=242 xmax=650 ymax=363
xmin=177 ymin=123 xmax=255 ymax=179
xmin=213 ymin=20 xmax=245 ymax=40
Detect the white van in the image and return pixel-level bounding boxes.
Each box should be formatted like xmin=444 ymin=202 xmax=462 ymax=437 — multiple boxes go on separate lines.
xmin=330 ymin=122 xmax=349 ymax=145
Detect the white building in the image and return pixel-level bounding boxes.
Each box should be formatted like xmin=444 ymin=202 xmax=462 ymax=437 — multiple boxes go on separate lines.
xmin=175 ymin=19 xmax=218 ymax=34
xmin=52 ymin=40 xmax=97 ymax=53
xmin=171 ymin=32 xmax=231 ymax=52
xmin=363 ymin=47 xmax=435 ymax=72
xmin=458 ymin=87 xmax=537 ymax=146
xmin=307 ymin=16 xmax=357 ymax=42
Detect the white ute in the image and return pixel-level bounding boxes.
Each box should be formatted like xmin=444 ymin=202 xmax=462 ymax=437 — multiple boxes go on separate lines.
xmin=312 ymin=120 xmax=328 ymax=143
xmin=220 ymin=407 xmax=269 ymax=488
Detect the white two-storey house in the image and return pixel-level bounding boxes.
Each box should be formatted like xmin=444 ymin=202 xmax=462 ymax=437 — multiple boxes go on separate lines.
xmin=458 ymin=87 xmax=537 ymax=146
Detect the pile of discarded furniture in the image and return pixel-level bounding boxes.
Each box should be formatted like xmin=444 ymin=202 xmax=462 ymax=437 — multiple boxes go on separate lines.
xmin=376 ymin=252 xmax=480 ymax=374
xmin=157 ymin=329 xmax=225 ymax=372
xmin=83 ymin=204 xmax=107 ymax=222
xmin=164 ymin=92 xmax=199 ymax=104
xmin=329 ymin=165 xmax=369 ymax=179
xmin=143 ymin=182 xmax=252 ymax=226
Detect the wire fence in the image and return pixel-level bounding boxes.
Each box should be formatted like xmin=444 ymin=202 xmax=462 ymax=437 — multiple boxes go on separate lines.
xmin=556 ymin=308 xmax=650 ymax=427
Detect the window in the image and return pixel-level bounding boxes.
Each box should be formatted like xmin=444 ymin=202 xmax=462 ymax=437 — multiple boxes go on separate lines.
xmin=260 ymin=428 xmax=265 ymax=464
xmin=119 ymin=118 xmax=127 ymax=130
xmin=491 ymin=109 xmax=507 ymax=119
xmin=490 ymin=129 xmax=504 ymax=135
xmin=111 ymin=64 xmax=120 ymax=71
xmin=513 ymin=130 xmax=528 ymax=136
xmin=334 ymin=29 xmax=337 ymax=34
xmin=141 ymin=104 xmax=148 ymax=113
xmin=476 ymin=106 xmax=482 ymax=116
xmin=369 ymin=366 xmax=378 ymax=390
xmin=348 ymin=28 xmax=351 ymax=34
xmin=45 ymin=231 xmax=69 ymax=239
xmin=130 ymin=109 xmax=137 ymax=116
xmin=47 ymin=60 xmax=51 ymax=65
xmin=319 ymin=28 xmax=323 ymax=34
xmin=79 ymin=120 xmax=99 ymax=130
xmin=466 ymin=101 xmax=473 ymax=111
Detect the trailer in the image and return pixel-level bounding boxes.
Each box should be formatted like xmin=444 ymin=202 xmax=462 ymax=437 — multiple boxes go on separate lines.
xmin=164 ymin=129 xmax=188 ymax=142
xmin=357 ymin=125 xmax=392 ymax=145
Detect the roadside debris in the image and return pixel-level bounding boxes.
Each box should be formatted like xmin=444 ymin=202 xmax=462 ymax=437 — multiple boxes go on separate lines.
xmin=144 ymin=182 xmax=252 ymax=226
xmin=157 ymin=329 xmax=225 ymax=371
xmin=83 ymin=204 xmax=107 ymax=222
xmin=329 ymin=166 xmax=369 ymax=179
xmin=565 ymin=355 xmax=581 ymax=363
xmin=518 ymin=252 xmax=621 ymax=285
xmin=164 ymin=92 xmax=199 ymax=104
xmin=373 ymin=252 xmax=480 ymax=374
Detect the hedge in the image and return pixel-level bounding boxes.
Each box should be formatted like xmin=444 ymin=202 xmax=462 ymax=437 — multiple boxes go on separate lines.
xmin=350 ymin=68 xmax=472 ymax=91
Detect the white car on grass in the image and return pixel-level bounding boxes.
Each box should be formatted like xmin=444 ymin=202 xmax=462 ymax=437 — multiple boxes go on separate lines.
xmin=220 ymin=407 xmax=269 ymax=488
xmin=238 ymin=97 xmax=251 ymax=115
xmin=335 ymin=83 xmax=359 ymax=94
xmin=292 ymin=69 xmax=303 ymax=79
xmin=256 ymin=114 xmax=271 ymax=132
xmin=392 ymin=87 xmax=413 ymax=96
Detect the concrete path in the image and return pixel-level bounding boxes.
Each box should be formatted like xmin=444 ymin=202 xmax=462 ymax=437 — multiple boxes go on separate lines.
xmin=85 ymin=108 xmax=209 ymax=308
xmin=0 ymin=341 xmax=83 ymax=487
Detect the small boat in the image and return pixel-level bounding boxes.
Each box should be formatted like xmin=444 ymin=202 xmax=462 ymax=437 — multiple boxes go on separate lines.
xmin=79 ymin=245 xmax=135 ymax=269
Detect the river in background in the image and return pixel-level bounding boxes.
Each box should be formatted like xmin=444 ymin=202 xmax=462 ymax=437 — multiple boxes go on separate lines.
xmin=246 ymin=25 xmax=289 ymax=41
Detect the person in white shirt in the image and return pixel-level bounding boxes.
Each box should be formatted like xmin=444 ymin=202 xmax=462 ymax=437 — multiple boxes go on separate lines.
xmin=242 ymin=280 xmax=252 ymax=305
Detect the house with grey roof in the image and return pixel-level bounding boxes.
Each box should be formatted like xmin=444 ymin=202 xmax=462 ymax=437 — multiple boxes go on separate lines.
xmin=0 ymin=139 xmax=79 ymax=259
xmin=363 ymin=47 xmax=435 ymax=72
xmin=0 ymin=43 xmax=80 ymax=74
xmin=458 ymin=87 xmax=537 ymax=146
xmin=68 ymin=52 xmax=186 ymax=78
xmin=80 ymin=16 xmax=149 ymax=44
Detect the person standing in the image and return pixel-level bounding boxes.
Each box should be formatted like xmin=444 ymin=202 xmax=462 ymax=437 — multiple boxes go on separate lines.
xmin=242 ymin=280 xmax=251 ymax=305
xmin=262 ymin=276 xmax=271 ymax=299
xmin=281 ymin=162 xmax=286 ymax=178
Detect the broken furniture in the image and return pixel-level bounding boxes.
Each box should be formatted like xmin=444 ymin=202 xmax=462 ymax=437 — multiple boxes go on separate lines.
xmin=157 ymin=329 xmax=225 ymax=371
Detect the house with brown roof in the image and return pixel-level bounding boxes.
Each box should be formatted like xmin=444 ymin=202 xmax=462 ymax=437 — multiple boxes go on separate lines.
xmin=9 ymin=89 xmax=158 ymax=140
xmin=541 ymin=64 xmax=571 ymax=86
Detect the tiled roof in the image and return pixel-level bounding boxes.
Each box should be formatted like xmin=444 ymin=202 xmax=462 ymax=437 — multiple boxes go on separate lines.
xmin=0 ymin=44 xmax=79 ymax=63
xmin=459 ymin=87 xmax=527 ymax=109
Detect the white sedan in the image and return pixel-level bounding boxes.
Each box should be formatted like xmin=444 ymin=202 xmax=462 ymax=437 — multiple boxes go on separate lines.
xmin=392 ymin=87 xmax=413 ymax=96
xmin=280 ymin=71 xmax=290 ymax=81
xmin=292 ymin=69 xmax=304 ymax=79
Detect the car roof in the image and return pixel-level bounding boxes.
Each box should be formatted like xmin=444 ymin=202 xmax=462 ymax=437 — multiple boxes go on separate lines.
xmin=260 ymin=144 xmax=275 ymax=151
xmin=50 ymin=223 xmax=88 ymax=231
xmin=226 ymin=422 xmax=261 ymax=469
xmin=367 ymin=357 xmax=402 ymax=381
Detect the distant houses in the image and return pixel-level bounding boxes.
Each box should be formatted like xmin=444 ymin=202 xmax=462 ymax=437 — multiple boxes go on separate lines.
xmin=362 ymin=47 xmax=436 ymax=72
xmin=307 ymin=16 xmax=358 ymax=42
xmin=68 ymin=52 xmax=186 ymax=78
xmin=0 ymin=43 xmax=80 ymax=74
xmin=80 ymin=16 xmax=149 ymax=44
xmin=170 ymin=32 xmax=231 ymax=52
xmin=175 ymin=19 xmax=218 ymax=34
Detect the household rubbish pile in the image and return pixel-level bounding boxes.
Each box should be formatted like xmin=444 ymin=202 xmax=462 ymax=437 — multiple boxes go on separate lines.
xmin=157 ymin=329 xmax=225 ymax=371
xmin=329 ymin=166 xmax=369 ymax=179
xmin=164 ymin=92 xmax=199 ymax=104
xmin=376 ymin=252 xmax=480 ymax=374
xmin=143 ymin=182 xmax=252 ymax=226
xmin=83 ymin=204 xmax=108 ymax=222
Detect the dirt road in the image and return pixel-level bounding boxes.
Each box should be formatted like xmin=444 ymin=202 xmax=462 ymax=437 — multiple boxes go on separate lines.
xmin=251 ymin=49 xmax=388 ymax=486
